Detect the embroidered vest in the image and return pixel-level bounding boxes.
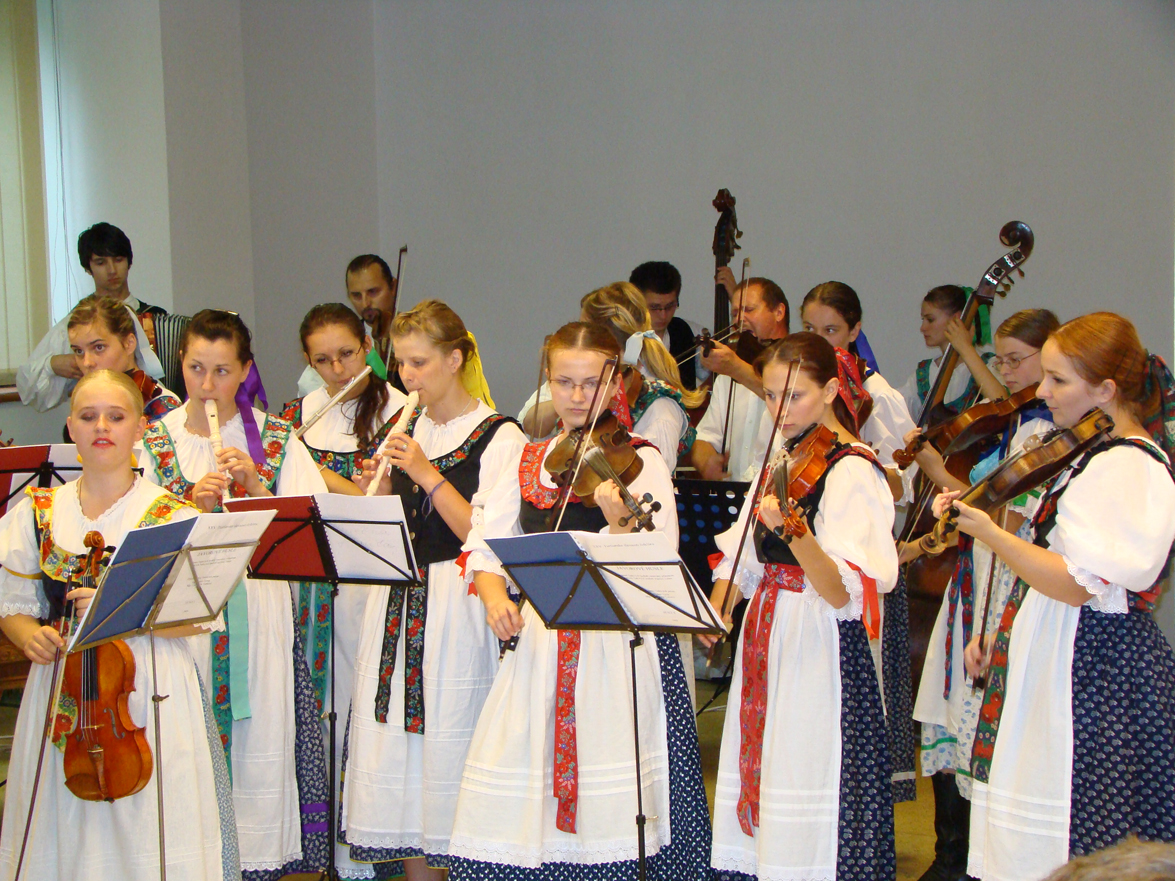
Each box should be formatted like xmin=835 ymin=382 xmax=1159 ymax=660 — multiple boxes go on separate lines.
xmin=628 ymin=376 xmax=696 ymax=457
xmin=279 ymin=397 xmax=403 ymax=479
xmin=391 ymin=409 xmax=516 ymax=566
xmin=141 ymin=413 xmax=293 ymax=505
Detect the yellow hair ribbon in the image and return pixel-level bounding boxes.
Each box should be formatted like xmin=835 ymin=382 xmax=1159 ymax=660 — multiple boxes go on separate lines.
xmin=460 ymin=331 xmax=496 ymax=409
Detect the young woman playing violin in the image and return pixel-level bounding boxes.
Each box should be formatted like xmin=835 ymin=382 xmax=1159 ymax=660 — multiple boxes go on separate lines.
xmin=936 ymin=312 xmax=1175 ymax=881
xmin=520 ymin=281 xmax=703 ymax=471
xmin=703 ymin=332 xmax=899 ymax=881
xmin=900 ymin=285 xmax=998 ymax=423
xmin=447 ymin=321 xmax=710 ymax=881
xmin=905 ymin=308 xmax=1058 ymax=881
xmin=346 ymin=300 xmax=523 ymax=880
xmin=66 ymin=295 xmax=181 ymax=427
xmin=0 ymin=370 xmax=234 ymax=880
xmin=802 ymin=281 xmax=922 ymax=805
xmin=280 ymin=302 xmax=410 ymax=874
xmin=136 ymin=310 xmax=331 ymax=878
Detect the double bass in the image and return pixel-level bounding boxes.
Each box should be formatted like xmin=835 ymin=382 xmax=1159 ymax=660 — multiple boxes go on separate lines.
xmin=901 ymin=220 xmax=1034 ymax=697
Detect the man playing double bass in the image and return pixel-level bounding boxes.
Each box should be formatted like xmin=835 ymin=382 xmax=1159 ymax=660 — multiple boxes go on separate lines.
xmin=690 ymin=269 xmax=790 ymax=481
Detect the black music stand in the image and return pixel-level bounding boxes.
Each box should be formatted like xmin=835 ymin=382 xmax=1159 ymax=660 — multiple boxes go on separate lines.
xmin=0 ymin=444 xmax=82 ymax=515
xmin=224 ymin=493 xmax=419 ymax=881
xmin=65 ymin=510 xmax=272 ymax=881
xmin=486 ymin=530 xmax=724 ymax=881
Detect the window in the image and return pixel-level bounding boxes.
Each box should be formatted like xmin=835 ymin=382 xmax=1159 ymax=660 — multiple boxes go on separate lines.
xmin=0 ymin=0 xmax=49 ymax=389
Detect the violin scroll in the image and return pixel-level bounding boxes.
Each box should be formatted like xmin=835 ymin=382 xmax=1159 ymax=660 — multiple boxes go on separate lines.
xmin=771 ymin=498 xmax=809 ymax=544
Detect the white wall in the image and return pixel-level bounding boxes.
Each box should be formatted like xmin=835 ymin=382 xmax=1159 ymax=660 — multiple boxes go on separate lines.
xmin=238 ymin=0 xmax=380 ymax=404
xmin=37 ymin=0 xmax=173 ymax=319
xmin=372 ymin=0 xmax=1175 ymax=413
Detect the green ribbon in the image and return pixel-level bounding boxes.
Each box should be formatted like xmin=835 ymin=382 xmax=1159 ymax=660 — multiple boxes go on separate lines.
xmin=366 ymin=347 xmax=389 ymax=381
xmin=226 ymin=581 xmax=252 ymax=721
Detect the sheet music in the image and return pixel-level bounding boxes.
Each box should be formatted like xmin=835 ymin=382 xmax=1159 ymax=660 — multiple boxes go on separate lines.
xmin=155 ymin=510 xmax=276 ymax=625
xmin=313 ymin=493 xmax=418 ymax=583
xmin=570 ymin=531 xmax=725 ymax=632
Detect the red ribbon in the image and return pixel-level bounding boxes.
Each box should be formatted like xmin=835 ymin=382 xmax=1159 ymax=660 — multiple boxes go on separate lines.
xmin=554 ymin=630 xmax=581 ymax=832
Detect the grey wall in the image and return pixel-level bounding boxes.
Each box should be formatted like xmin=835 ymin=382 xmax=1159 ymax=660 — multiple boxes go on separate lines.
xmin=370 ymin=0 xmax=1175 ymax=412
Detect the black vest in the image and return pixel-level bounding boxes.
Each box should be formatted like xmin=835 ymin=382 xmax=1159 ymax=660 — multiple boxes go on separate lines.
xmin=666 ymin=316 xmax=697 ymax=390
xmin=392 ymin=414 xmax=516 ymax=567
xmin=519 ymin=496 xmax=608 ymax=535
xmin=754 ymin=445 xmax=885 ymax=566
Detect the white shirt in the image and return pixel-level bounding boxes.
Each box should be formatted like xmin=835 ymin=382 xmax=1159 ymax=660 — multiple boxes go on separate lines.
xmin=296 ymin=382 xmax=408 ymax=454
xmin=694 ymin=374 xmax=768 ymax=481
xmin=16 ymin=301 xmax=165 ymax=411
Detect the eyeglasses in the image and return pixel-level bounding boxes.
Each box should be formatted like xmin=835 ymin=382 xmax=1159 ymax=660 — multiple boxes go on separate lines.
xmin=550 ymin=377 xmax=603 ymax=395
xmin=313 ymin=348 xmax=365 ymax=369
xmin=645 ymin=304 xmax=676 ymax=315
xmin=991 ymin=351 xmax=1039 ymax=371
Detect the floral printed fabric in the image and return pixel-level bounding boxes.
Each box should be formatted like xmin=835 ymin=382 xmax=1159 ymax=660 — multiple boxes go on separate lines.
xmin=373 ymin=571 xmax=428 ymax=733
xmin=737 ymin=562 xmax=805 ymax=836
xmin=943 ymin=534 xmax=975 ymax=698
xmin=628 ymin=377 xmax=696 ymax=456
xmin=554 ymin=628 xmax=581 ymax=833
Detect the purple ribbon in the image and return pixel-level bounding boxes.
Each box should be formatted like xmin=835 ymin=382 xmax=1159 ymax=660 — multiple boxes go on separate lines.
xmin=234 ymin=361 xmax=269 ymax=465
xmin=854 ymin=330 xmax=881 ymax=378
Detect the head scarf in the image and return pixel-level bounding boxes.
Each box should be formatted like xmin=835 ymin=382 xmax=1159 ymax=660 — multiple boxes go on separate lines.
xmin=833 ymin=346 xmax=872 ymax=436
xmin=853 ymin=330 xmax=880 ymax=378
xmin=234 ymin=361 xmax=269 ymax=465
xmin=460 ymin=331 xmax=496 ymax=409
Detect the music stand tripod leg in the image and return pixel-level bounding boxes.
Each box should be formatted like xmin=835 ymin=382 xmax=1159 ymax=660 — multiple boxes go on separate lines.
xmin=629 ymin=630 xmax=647 ymax=881
xmin=149 ymin=628 xmax=169 ymax=881
xmin=318 ymin=580 xmax=340 ymax=881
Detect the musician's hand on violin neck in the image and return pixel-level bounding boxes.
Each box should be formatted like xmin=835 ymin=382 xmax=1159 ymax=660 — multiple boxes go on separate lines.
xmin=963 ymin=634 xmax=994 ymax=679
xmin=66 ymin=586 xmax=97 ymax=615
xmin=594 ymin=479 xmax=636 ymax=533
xmin=699 ymin=340 xmax=740 ymax=376
xmin=897 ymin=540 xmax=924 ymax=565
xmin=930 ymin=489 xmax=964 ymax=519
xmin=353 ymin=456 xmax=391 ymax=496
xmin=23 ymin=624 xmax=65 ymax=665
xmin=757 ymin=494 xmax=785 ymax=532
xmin=193 ymin=470 xmax=230 ymax=513
xmin=932 ymin=491 xmax=996 ymax=541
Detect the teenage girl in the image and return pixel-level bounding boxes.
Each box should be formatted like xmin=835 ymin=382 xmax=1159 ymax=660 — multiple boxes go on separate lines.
xmin=136 ymin=310 xmax=330 ymax=879
xmin=907 ymin=309 xmax=1059 ymax=881
xmin=342 ymin=300 xmax=524 ymax=880
xmin=704 ymin=332 xmax=899 ymax=881
xmin=0 ymin=370 xmax=235 ymax=880
xmin=448 ymin=321 xmax=711 ymax=881
xmin=942 ymin=312 xmax=1175 ymax=880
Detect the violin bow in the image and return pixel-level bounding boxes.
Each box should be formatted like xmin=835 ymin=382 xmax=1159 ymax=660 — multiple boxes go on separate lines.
xmin=530 ymin=335 xmax=553 ymax=442
xmin=13 ymin=540 xmax=102 ymax=881
xmin=550 ymin=356 xmax=618 ymax=533
xmin=719 ymin=358 xmax=798 ymax=620
xmin=383 ymin=245 xmax=408 ymax=375
xmin=719 ymin=258 xmax=751 ymax=459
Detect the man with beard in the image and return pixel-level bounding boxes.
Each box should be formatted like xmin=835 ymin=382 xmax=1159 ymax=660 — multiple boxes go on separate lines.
xmin=297 ymin=254 xmax=408 ymax=395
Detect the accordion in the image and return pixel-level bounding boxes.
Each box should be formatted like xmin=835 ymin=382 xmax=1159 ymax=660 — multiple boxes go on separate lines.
xmin=150 ymin=312 xmax=191 ymax=400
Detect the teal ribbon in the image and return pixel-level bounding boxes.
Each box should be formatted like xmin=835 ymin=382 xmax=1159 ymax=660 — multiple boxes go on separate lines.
xmin=226 ymin=580 xmax=252 ymax=722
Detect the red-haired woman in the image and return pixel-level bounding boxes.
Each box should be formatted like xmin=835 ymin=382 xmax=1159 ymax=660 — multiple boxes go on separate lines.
xmin=940 ymin=312 xmax=1175 ymax=880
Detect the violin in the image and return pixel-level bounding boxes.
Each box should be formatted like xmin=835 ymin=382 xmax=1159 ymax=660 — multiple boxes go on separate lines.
xmin=919 ymin=408 xmax=1114 ymax=556
xmin=764 ymin=422 xmax=844 ymax=543
xmin=60 ymin=531 xmax=153 ymax=802
xmin=894 ymin=384 xmax=1041 ymax=469
xmin=545 ymin=410 xmax=662 ymax=531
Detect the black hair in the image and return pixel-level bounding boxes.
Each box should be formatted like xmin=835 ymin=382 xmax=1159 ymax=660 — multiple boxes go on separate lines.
xmin=346 ymin=254 xmax=395 ymax=288
xmin=180 ymin=309 xmax=254 ymax=364
xmin=77 ymin=222 xmax=133 ymax=271
xmin=629 ymin=261 xmax=682 ymax=298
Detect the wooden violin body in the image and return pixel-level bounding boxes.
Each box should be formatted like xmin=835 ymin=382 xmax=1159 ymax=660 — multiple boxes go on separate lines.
xmin=895 ymin=384 xmax=1041 ymax=469
xmin=62 ymin=639 xmax=153 ymax=802
xmin=59 ymin=531 xmax=152 ymax=802
xmin=920 ymin=409 xmax=1114 ymax=556
xmin=545 ymin=412 xmax=661 ymax=530
xmin=766 ymin=424 xmax=842 ymax=543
